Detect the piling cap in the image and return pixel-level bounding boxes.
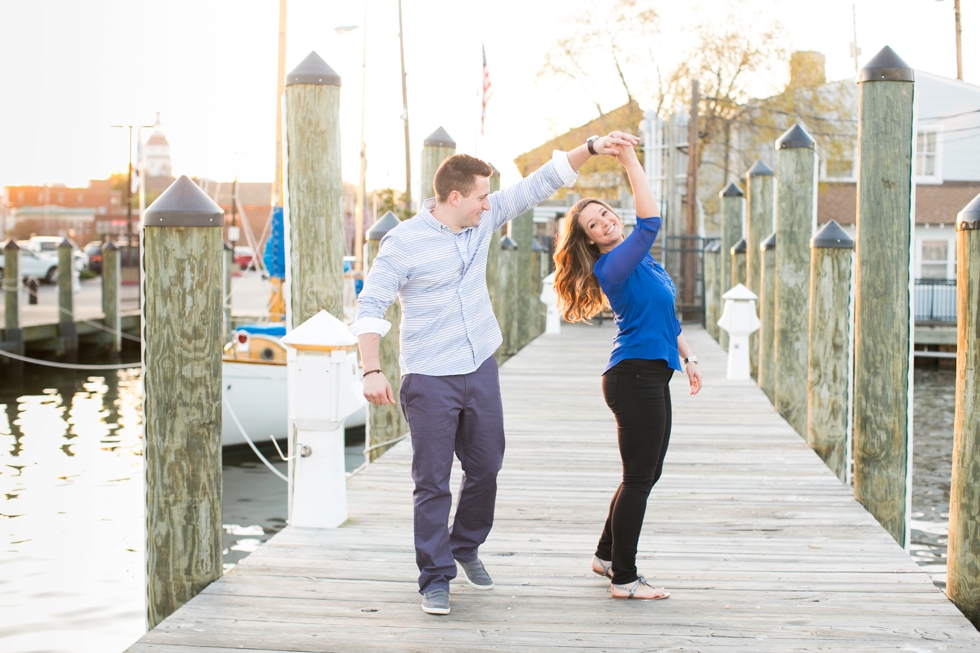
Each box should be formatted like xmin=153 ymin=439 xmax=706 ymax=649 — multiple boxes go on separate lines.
xmin=531 ymin=239 xmax=547 ymax=253
xmin=761 ymin=231 xmax=776 ymax=251
xmin=224 ymin=242 xmax=233 ymax=251
xmin=102 ymin=240 xmax=118 ymax=252
xmin=58 ymin=238 xmax=73 ymax=249
xmin=957 ymin=192 xmax=980 ymax=231
xmin=424 ymin=126 xmax=456 ymax=148
xmin=746 ymin=160 xmax=774 ymax=177
xmin=858 ymin=46 xmax=914 ymax=83
xmin=720 ymin=182 xmax=744 ymax=198
xmin=143 ymin=175 xmax=224 ymax=228
xmin=722 ymin=283 xmax=758 ymax=302
xmin=811 ymin=220 xmax=854 ymax=248
xmin=286 ymin=51 xmax=342 ymax=86
xmin=490 ymin=164 xmax=501 ymax=179
xmin=731 ymin=238 xmax=747 ymax=255
xmin=500 ymin=235 xmax=518 ymax=250
xmin=281 ymin=310 xmax=357 ymax=349
xmin=776 ymin=124 xmax=815 ymax=150
xmin=3 ymin=238 xmax=19 ymax=251
xmin=366 ymin=211 xmax=401 ymax=241
xmin=704 ymin=241 xmax=721 ymax=253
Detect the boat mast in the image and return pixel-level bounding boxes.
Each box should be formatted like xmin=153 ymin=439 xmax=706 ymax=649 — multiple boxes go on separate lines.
xmin=398 ymin=0 xmax=411 ymax=215
xmin=273 ymin=0 xmax=288 ymax=206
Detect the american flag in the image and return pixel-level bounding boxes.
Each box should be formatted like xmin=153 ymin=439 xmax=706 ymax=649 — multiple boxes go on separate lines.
xmin=481 ymin=44 xmax=493 ymax=135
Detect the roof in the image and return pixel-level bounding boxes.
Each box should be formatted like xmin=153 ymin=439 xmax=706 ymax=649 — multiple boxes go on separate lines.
xmin=817 ymin=181 xmax=980 ymax=226
xmin=513 ymin=101 xmax=644 ymax=201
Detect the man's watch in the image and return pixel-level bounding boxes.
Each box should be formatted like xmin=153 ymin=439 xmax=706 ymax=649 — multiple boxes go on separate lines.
xmin=586 ymin=135 xmax=600 ymax=155
xmin=683 ymin=356 xmax=698 ymax=365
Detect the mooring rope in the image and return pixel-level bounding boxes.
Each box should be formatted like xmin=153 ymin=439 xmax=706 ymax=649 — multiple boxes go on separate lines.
xmin=0 ymin=348 xmax=140 ymax=370
xmin=222 ymin=395 xmax=289 ymax=482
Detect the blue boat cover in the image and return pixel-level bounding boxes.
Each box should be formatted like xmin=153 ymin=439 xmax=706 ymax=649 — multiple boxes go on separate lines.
xmin=263 ymin=206 xmax=285 ymax=279
xmin=237 ymin=324 xmax=287 ymax=337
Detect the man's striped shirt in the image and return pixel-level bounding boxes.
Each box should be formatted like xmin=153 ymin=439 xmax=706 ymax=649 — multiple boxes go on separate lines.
xmin=350 ymin=150 xmax=578 ymax=376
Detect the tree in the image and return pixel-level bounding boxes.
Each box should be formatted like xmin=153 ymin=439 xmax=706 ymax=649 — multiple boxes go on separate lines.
xmin=372 ymin=188 xmax=413 ymax=221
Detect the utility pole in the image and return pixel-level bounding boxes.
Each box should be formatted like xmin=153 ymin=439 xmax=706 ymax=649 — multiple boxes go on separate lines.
xmin=955 ymin=0 xmax=963 ymax=80
xmin=111 ymin=123 xmax=152 ymax=265
xmin=230 ymin=176 xmax=238 ymax=252
xmin=850 ymin=3 xmax=861 ymax=78
xmin=683 ymin=79 xmax=700 ymax=317
xmin=398 ymin=0 xmax=411 ymax=216
xmin=357 ymin=3 xmax=369 ymax=270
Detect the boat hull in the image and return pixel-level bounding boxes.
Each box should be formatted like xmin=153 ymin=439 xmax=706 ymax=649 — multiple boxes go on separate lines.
xmin=221 ymin=361 xmax=365 ymax=447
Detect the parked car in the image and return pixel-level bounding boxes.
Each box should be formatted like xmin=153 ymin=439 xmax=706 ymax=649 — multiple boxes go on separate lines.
xmin=24 ymin=236 xmax=88 ymax=271
xmin=84 ymin=241 xmax=103 ymax=273
xmin=0 ymin=247 xmax=59 ymax=283
xmin=234 ymin=246 xmax=256 ymax=271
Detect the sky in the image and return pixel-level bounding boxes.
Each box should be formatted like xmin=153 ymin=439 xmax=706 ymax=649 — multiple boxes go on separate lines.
xmin=0 ymin=0 xmax=976 ymax=198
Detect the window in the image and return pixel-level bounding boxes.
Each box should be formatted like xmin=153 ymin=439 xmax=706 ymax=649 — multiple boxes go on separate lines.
xmin=920 ymin=240 xmax=950 ymax=279
xmin=916 ymin=131 xmax=940 ymax=180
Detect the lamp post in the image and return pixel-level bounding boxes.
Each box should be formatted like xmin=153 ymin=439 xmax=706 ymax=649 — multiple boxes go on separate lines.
xmin=337 ymin=11 xmax=368 ymax=271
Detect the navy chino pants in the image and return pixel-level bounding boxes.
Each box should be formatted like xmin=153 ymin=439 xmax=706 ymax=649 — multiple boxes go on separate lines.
xmin=399 ymin=355 xmax=505 ymax=594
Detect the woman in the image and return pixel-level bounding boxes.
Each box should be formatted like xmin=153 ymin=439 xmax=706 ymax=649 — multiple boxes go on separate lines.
xmin=553 ymin=136 xmax=702 ymax=600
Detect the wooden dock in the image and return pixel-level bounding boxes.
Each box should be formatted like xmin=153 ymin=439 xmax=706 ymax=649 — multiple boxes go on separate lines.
xmin=128 ymin=322 xmax=980 ymax=652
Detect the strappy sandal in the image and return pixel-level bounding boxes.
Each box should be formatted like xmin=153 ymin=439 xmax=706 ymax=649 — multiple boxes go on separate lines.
xmin=611 ymin=574 xmax=670 ymax=600
xmin=591 ymin=556 xmax=613 ymax=579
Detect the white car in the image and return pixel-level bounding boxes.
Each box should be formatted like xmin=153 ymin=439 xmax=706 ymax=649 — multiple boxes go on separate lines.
xmin=23 ymin=236 xmax=88 ymax=272
xmin=0 ymin=247 xmax=60 ymax=283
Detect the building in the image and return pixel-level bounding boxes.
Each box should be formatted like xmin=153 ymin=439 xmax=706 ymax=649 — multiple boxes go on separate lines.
xmin=2 ymin=179 xmax=123 ymax=243
xmin=144 ymin=112 xmax=176 ymax=194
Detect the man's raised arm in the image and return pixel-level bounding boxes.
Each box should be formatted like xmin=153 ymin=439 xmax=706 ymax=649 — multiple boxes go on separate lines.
xmin=488 ymin=131 xmax=640 ymax=231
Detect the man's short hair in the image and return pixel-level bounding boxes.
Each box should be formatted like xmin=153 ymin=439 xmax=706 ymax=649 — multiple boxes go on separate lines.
xmin=433 ymin=154 xmax=493 ymax=202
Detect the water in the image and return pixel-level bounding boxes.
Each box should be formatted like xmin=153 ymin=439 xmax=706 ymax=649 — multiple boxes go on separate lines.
xmin=0 ymin=351 xmax=364 ymax=653
xmin=909 ymin=366 xmax=957 ymax=591
xmin=0 ymin=354 xmax=959 ymax=652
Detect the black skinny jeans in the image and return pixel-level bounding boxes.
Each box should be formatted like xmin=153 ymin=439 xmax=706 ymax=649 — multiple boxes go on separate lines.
xmin=595 ymin=358 xmax=673 ymax=585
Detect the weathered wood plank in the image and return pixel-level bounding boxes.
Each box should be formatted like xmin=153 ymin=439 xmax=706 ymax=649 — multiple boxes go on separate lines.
xmin=129 ymin=322 xmax=980 ymax=651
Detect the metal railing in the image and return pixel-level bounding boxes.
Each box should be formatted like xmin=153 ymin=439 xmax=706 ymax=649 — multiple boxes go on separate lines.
xmin=914 ymin=278 xmax=956 ymax=324
xmin=662 ymin=235 xmax=711 ymax=325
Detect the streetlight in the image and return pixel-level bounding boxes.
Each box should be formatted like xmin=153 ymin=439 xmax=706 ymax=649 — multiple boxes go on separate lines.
xmin=110 ymin=123 xmax=153 ymax=266
xmin=336 ymin=12 xmax=368 ymax=271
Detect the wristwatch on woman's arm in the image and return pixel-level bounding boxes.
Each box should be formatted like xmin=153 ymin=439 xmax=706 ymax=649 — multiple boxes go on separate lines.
xmin=586 ymin=135 xmax=600 ymax=155
xmin=683 ymin=356 xmax=698 ymax=366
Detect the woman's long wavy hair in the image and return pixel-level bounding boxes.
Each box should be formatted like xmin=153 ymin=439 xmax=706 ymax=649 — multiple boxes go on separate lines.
xmin=553 ymin=198 xmax=620 ymax=322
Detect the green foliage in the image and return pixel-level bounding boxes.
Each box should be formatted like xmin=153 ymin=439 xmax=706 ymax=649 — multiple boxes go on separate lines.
xmin=372 ymin=188 xmax=413 ymax=220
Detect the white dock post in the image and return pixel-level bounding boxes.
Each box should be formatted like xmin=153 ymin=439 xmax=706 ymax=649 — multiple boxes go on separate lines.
xmin=281 ymin=310 xmax=367 ymax=528
xmin=541 ymin=272 xmax=560 ymax=335
xmin=717 ymin=283 xmax=761 ymax=381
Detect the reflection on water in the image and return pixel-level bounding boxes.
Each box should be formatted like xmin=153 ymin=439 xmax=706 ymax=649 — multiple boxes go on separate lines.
xmin=910 ymin=367 xmax=956 ymax=592
xmin=0 ymin=354 xmax=365 ymax=653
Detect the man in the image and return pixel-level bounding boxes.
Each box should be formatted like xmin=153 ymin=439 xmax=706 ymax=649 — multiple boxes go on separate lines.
xmin=350 ymin=131 xmax=638 ymax=615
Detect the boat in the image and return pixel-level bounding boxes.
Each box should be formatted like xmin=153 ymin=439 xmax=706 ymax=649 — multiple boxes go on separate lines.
xmin=221 ymin=322 xmax=365 ymax=447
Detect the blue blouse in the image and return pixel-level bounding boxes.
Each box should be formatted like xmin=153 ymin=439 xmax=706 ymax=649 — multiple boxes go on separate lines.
xmin=593 ymin=216 xmax=683 ymax=374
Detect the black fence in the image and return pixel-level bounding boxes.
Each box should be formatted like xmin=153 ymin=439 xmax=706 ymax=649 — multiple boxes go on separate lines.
xmin=914 ymin=278 xmax=956 ymax=324
xmin=662 ymin=235 xmax=713 ymax=325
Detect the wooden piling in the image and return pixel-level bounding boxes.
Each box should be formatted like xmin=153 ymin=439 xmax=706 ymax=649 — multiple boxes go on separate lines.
xmin=703 ymin=241 xmax=720 ymax=341
xmin=102 ymin=240 xmax=121 ymax=351
xmin=531 ymin=239 xmax=548 ymax=336
xmin=758 ymin=232 xmax=777 ymax=402
xmin=852 ymin=47 xmax=915 ymax=547
xmin=497 ymin=235 xmax=519 ymax=361
xmin=486 ymin=165 xmax=502 ymax=312
xmin=746 ymin=161 xmax=774 ymax=379
xmin=141 ymin=175 xmax=225 ymax=629
xmin=421 ymin=127 xmax=456 ymax=202
xmin=57 ymin=238 xmax=77 ymax=358
xmin=806 ymin=220 xmax=853 ymax=482
xmin=732 ymin=238 xmax=747 ymax=288
xmin=364 ymin=211 xmax=407 ymax=462
xmin=283 ymin=52 xmax=344 ymax=327
xmin=513 ymin=210 xmax=534 ymax=349
xmin=948 ymin=192 xmax=980 ymax=627
xmin=223 ymin=242 xmax=233 ymax=340
xmin=773 ymin=124 xmax=816 ymax=438
xmin=2 ymin=239 xmax=24 ymax=364
xmin=719 ymin=183 xmax=744 ymax=350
